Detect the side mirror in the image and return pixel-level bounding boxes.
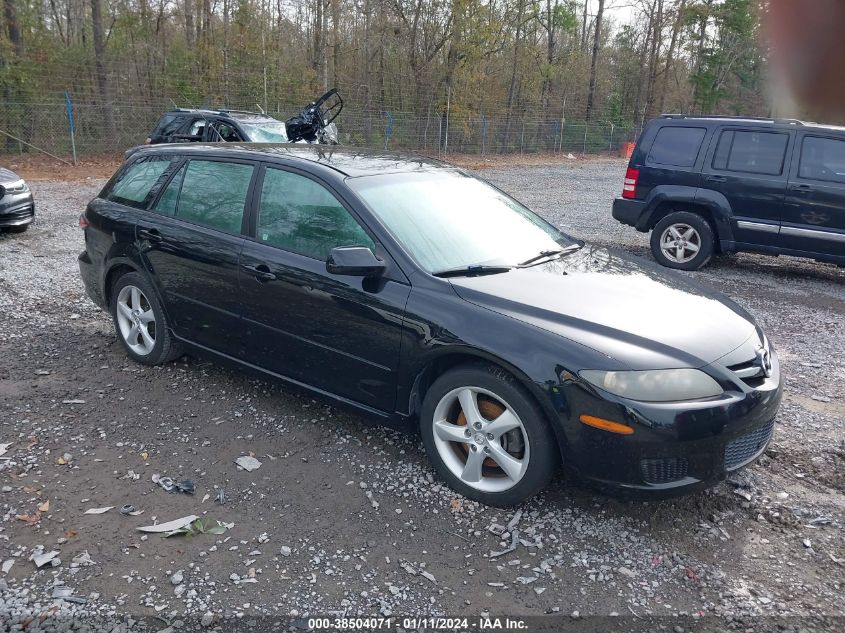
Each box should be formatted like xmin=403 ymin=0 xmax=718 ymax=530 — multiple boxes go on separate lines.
xmin=326 ymin=246 xmax=386 ymax=277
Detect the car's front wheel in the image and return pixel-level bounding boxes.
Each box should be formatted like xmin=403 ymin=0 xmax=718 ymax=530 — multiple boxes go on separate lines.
xmin=110 ymin=272 xmax=182 ymax=366
xmin=650 ymin=211 xmax=714 ymax=270
xmin=420 ymin=364 xmax=559 ymax=507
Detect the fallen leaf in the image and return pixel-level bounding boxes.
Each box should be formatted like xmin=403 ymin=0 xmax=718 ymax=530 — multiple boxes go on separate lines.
xmin=64 ymin=529 xmax=77 ymax=539
xmin=23 ymin=486 xmax=39 ymax=494
xmin=26 ymin=437 xmax=38 ymax=449
xmin=140 ymin=451 xmax=149 ymax=461
xmin=83 ymin=506 xmax=114 ymax=515
xmin=16 ymin=511 xmax=41 ymax=524
xmin=38 ymin=500 xmax=50 ymax=512
xmin=55 ymin=457 xmax=67 ymax=465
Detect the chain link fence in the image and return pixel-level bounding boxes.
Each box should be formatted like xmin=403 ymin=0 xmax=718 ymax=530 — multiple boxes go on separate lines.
xmin=0 ymin=101 xmax=641 ymax=160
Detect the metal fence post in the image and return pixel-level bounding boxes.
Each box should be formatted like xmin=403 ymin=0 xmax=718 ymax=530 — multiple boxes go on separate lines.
xmin=384 ymin=111 xmax=394 ymax=150
xmin=609 ymin=123 xmax=614 ymax=152
xmin=583 ymin=125 xmax=588 ymax=154
xmin=65 ymin=91 xmax=77 ymax=165
xmin=520 ymin=121 xmax=525 ymax=154
xmin=481 ymin=115 xmax=488 ymax=155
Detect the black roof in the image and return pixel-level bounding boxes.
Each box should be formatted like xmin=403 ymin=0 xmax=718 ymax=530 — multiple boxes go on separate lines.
xmin=132 ymin=144 xmax=453 ymax=178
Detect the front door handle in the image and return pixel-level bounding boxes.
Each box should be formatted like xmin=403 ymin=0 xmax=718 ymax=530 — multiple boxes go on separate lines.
xmin=707 ymin=175 xmax=727 ymax=183
xmin=242 ymin=263 xmax=277 ymax=282
xmin=793 ymin=184 xmax=813 ymax=193
xmin=138 ymin=228 xmax=162 ymax=244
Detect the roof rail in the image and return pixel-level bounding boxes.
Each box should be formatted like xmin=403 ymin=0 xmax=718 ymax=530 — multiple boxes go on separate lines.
xmin=217 ymin=108 xmax=266 ymax=117
xmin=661 ymin=113 xmax=805 ymax=126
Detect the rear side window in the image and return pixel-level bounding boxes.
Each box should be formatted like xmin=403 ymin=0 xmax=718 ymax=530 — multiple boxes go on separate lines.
xmin=798 ymin=136 xmax=845 ymax=184
xmin=108 ymin=156 xmax=173 ymax=208
xmin=170 ymin=160 xmax=254 ymax=234
xmin=647 ymin=126 xmax=706 ymax=167
xmin=712 ymin=130 xmax=789 ymax=176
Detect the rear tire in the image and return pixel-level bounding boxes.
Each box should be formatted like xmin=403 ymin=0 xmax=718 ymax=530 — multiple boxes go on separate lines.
xmin=420 ymin=363 xmax=559 ymax=507
xmin=110 ymin=272 xmax=182 ymax=366
xmin=4 ymin=224 xmax=29 ymax=233
xmin=650 ymin=211 xmax=714 ymax=271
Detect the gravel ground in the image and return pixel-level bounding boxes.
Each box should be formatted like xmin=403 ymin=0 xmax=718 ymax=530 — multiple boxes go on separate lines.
xmin=0 ymin=158 xmax=843 ymax=631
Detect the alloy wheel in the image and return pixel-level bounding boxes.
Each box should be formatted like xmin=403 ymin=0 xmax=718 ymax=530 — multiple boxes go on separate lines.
xmin=115 ymin=285 xmax=156 ymax=356
xmin=431 ymin=386 xmax=530 ymax=493
xmin=659 ymin=223 xmax=702 ymax=264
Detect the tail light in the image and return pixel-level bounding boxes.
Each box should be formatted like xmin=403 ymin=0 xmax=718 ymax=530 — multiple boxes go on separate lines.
xmin=622 ymin=167 xmax=639 ymax=199
xmin=78 ymin=213 xmax=89 ymax=229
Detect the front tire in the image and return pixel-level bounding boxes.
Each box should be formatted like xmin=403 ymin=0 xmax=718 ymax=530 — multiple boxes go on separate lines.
xmin=650 ymin=211 xmax=714 ymax=270
xmin=110 ymin=272 xmax=181 ymax=365
xmin=420 ymin=364 xmax=559 ymax=507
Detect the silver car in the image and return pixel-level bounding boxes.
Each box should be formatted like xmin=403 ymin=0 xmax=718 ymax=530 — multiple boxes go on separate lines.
xmin=0 ymin=167 xmax=34 ymax=232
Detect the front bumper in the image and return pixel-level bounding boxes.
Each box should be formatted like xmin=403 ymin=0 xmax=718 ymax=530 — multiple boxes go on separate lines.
xmin=0 ymin=191 xmax=35 ymax=227
xmin=611 ymin=197 xmax=647 ymax=230
xmin=557 ymin=358 xmax=782 ymax=495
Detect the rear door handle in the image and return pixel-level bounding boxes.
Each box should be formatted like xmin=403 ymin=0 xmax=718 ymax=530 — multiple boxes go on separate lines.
xmin=138 ymin=228 xmax=162 ymax=244
xmin=707 ymin=175 xmax=727 ymax=183
xmin=793 ymin=184 xmax=813 ymax=193
xmin=242 ymin=263 xmax=277 ymax=282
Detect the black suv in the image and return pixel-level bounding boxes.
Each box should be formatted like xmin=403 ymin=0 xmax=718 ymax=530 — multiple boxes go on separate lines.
xmin=147 ymin=109 xmax=289 ymax=144
xmin=612 ymin=115 xmax=845 ymax=270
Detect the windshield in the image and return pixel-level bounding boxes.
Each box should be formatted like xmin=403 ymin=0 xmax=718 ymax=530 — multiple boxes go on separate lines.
xmin=349 ymin=171 xmax=576 ymax=273
xmin=240 ymin=119 xmax=289 ymax=143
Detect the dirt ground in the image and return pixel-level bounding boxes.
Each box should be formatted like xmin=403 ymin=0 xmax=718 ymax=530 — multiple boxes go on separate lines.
xmin=0 ymin=155 xmax=843 ymax=632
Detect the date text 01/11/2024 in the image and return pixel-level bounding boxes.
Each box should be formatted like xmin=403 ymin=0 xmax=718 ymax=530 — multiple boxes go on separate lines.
xmin=307 ymin=616 xmax=528 ymax=630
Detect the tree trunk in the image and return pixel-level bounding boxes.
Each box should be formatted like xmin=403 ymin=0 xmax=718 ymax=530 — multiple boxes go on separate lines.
xmin=585 ymin=0 xmax=605 ymax=121
xmin=90 ymin=0 xmax=116 ymax=138
xmin=644 ymin=0 xmax=664 ymax=119
xmin=502 ymin=0 xmax=526 ymax=151
xmin=4 ymin=0 xmax=24 ymax=57
xmin=658 ymin=0 xmax=687 ymax=114
xmin=184 ymin=0 xmax=195 ymax=48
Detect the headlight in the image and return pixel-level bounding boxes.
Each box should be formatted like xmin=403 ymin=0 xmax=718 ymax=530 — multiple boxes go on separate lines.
xmin=579 ymin=368 xmax=723 ymax=402
xmin=3 ymin=179 xmax=28 ymax=193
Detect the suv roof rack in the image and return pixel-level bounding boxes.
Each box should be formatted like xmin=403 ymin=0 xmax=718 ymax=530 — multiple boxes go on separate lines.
xmin=660 ymin=113 xmax=805 ymax=126
xmin=170 ymin=107 xmax=267 ymax=118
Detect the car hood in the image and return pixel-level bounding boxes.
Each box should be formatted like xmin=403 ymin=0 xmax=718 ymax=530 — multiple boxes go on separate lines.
xmin=0 ymin=167 xmax=21 ymax=184
xmin=448 ymin=245 xmax=759 ymax=370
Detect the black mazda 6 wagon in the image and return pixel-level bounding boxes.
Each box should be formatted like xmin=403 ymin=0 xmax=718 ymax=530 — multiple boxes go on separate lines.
xmin=78 ymin=145 xmax=782 ymax=506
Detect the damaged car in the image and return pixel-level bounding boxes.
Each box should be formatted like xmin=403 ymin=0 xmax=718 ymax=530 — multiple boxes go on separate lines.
xmin=146 ymin=89 xmax=342 ymax=146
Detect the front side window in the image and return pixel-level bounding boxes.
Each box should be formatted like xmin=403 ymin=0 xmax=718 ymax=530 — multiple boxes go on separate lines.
xmin=187 ymin=119 xmax=206 ymax=138
xmin=211 ymin=122 xmax=243 ymax=142
xmin=170 ymin=160 xmax=254 ymax=233
xmin=108 ymin=156 xmax=173 ymax=208
xmin=349 ymin=171 xmax=575 ymax=273
xmin=799 ymin=135 xmax=845 ymax=184
xmin=258 ymin=168 xmax=374 ymax=260
xmin=712 ymin=130 xmax=789 ymax=176
xmin=647 ymin=126 xmax=706 ymax=167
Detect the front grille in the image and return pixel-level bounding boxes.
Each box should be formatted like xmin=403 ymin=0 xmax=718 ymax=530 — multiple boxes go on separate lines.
xmin=727 ymin=358 xmax=766 ymax=387
xmin=640 ymin=457 xmax=689 ymax=484
xmin=724 ymin=419 xmax=775 ymax=470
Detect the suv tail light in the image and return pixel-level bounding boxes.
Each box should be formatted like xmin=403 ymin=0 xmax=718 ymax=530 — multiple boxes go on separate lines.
xmin=78 ymin=213 xmax=89 ymax=229
xmin=622 ymin=167 xmax=639 ymax=199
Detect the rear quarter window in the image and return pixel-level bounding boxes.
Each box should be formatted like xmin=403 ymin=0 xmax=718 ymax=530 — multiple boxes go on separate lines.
xmin=107 ymin=156 xmax=174 ymax=208
xmin=152 ymin=114 xmax=184 ymax=139
xmin=646 ymin=126 xmax=707 ymax=167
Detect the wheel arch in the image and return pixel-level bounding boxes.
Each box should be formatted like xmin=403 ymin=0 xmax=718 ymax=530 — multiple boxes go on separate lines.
xmin=640 ymin=187 xmax=735 ymax=248
xmin=406 ymin=348 xmax=568 ymax=457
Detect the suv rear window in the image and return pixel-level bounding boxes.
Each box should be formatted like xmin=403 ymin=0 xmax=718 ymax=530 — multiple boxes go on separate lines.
xmin=647 ymin=126 xmax=706 ymax=167
xmin=712 ymin=130 xmax=789 ymax=176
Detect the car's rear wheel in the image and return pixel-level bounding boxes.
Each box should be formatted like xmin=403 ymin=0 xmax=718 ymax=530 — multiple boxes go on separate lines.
xmin=420 ymin=364 xmax=558 ymax=507
xmin=4 ymin=224 xmax=29 ymax=233
xmin=650 ymin=211 xmax=714 ymax=270
xmin=110 ymin=272 xmax=181 ymax=365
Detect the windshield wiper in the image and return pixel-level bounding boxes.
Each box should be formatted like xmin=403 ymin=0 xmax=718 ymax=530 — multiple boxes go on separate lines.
xmin=432 ymin=264 xmax=513 ymax=278
xmin=518 ymin=244 xmax=583 ymax=267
